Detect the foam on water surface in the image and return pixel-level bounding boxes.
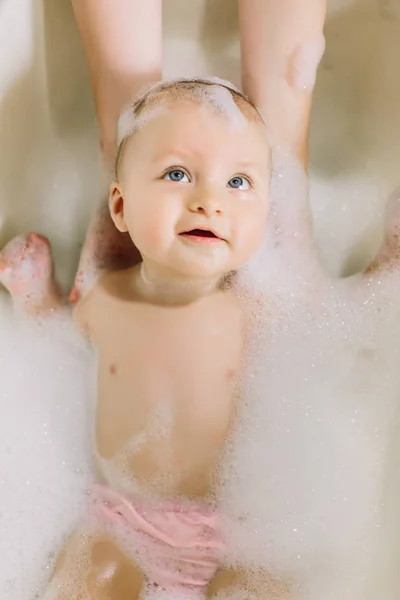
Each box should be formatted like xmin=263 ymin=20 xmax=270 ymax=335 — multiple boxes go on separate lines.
xmin=219 ymin=154 xmax=400 ymax=599
xmin=1 ymin=0 xmax=400 ymax=597
xmin=1 ymin=152 xmax=400 ymax=600
xmin=0 ymin=299 xmax=96 ymax=599
xmin=2 ymin=155 xmax=400 ymax=600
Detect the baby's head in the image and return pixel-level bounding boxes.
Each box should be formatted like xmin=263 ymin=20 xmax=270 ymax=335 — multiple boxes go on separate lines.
xmin=109 ymin=78 xmax=271 ymax=283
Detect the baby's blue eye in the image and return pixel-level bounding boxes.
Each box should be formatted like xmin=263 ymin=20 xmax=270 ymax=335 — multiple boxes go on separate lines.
xmin=227 ymin=176 xmax=250 ymax=190
xmin=163 ymin=169 xmax=190 ymax=183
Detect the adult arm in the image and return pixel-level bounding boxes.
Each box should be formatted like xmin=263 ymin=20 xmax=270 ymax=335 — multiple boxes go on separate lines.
xmin=238 ymin=0 xmax=327 ymax=169
xmin=71 ymin=0 xmax=162 ymax=168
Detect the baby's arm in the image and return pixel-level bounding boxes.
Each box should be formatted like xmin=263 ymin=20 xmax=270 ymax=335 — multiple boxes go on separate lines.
xmin=238 ymin=0 xmax=327 ymax=169
xmin=72 ymin=288 xmax=94 ymax=337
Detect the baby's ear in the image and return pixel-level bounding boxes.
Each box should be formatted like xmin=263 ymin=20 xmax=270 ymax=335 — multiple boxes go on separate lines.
xmin=109 ymin=181 xmax=128 ymax=233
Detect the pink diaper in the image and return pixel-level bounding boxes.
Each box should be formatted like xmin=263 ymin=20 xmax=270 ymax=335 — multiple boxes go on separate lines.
xmin=90 ymin=484 xmax=224 ymax=592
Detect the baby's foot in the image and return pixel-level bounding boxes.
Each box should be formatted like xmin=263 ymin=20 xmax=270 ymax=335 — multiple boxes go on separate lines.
xmin=69 ymin=205 xmax=140 ymax=303
xmin=0 ymin=233 xmax=61 ymax=315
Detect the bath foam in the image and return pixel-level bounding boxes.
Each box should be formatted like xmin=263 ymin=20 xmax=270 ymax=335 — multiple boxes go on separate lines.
xmin=0 ymin=300 xmax=96 ymax=599
xmin=96 ymin=397 xmax=178 ymax=501
xmin=218 ymin=154 xmax=400 ymax=599
xmin=117 ymin=103 xmax=168 ymax=149
xmin=1 ymin=154 xmax=400 ymax=599
xmin=117 ymin=77 xmax=255 ymax=146
xmin=200 ymin=84 xmax=248 ymax=132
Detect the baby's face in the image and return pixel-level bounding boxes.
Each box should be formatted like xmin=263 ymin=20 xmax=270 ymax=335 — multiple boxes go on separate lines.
xmin=110 ymin=101 xmax=270 ymax=281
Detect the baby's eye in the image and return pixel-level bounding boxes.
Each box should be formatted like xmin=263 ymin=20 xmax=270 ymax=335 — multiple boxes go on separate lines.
xmin=163 ymin=169 xmax=190 ymax=183
xmin=227 ymin=176 xmax=251 ymax=190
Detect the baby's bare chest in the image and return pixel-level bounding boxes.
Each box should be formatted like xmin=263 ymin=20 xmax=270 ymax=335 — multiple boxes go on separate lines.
xmin=97 ymin=298 xmax=243 ymax=385
xmin=93 ymin=298 xmax=243 ymax=460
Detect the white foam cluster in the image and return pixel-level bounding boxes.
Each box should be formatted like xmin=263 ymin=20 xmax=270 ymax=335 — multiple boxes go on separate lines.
xmin=0 ymin=299 xmax=96 ymax=599
xmin=117 ymin=77 xmax=250 ymax=146
xmin=236 ymin=151 xmax=320 ymax=299
xmin=2 ymin=152 xmax=400 ymax=599
xmin=218 ymin=154 xmax=400 ymax=599
xmin=201 ymin=85 xmax=248 ymax=132
xmin=117 ymin=103 xmax=167 ymax=148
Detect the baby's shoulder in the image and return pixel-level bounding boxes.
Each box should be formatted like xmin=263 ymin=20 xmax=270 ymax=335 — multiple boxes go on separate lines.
xmin=73 ymin=269 xmax=135 ymax=334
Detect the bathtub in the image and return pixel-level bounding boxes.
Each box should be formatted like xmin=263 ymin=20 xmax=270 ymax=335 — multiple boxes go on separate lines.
xmin=0 ymin=1 xmax=399 ymax=598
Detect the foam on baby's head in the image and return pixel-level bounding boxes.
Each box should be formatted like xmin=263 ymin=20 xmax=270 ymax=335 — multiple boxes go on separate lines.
xmin=115 ymin=77 xmax=265 ymax=178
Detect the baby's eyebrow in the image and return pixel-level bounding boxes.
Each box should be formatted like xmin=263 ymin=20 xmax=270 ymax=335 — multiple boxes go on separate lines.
xmin=232 ymin=161 xmax=258 ymax=170
xmin=152 ymin=148 xmax=195 ymax=162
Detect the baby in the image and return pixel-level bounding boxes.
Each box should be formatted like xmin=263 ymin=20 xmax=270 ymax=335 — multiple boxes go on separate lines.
xmin=0 ymin=79 xmax=275 ymax=599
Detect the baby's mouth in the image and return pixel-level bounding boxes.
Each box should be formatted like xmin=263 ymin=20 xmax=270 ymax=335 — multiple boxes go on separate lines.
xmin=179 ymin=228 xmax=225 ymax=241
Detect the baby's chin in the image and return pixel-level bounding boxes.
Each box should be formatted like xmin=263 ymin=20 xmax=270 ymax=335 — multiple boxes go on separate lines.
xmin=161 ymin=258 xmax=224 ymax=282
xmin=180 ymin=248 xmax=257 ymax=277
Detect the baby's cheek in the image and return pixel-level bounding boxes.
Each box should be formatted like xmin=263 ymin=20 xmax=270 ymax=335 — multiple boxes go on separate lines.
xmin=127 ymin=199 xmax=179 ymax=252
xmin=143 ymin=222 xmax=165 ymax=248
xmin=141 ymin=209 xmax=171 ymax=249
xmin=235 ymin=209 xmax=267 ymax=259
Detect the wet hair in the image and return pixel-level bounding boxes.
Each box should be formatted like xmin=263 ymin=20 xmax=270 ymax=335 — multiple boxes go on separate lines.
xmin=114 ymin=77 xmax=266 ymax=179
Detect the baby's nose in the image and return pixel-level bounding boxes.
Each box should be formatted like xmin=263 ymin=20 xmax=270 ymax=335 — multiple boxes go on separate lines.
xmin=189 ymin=189 xmax=223 ymax=215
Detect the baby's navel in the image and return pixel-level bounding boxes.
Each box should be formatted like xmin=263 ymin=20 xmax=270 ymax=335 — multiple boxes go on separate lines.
xmin=109 ymin=363 xmax=117 ymax=375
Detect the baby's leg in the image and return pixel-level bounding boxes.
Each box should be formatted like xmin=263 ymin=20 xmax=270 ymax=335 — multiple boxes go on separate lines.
xmin=43 ymin=527 xmax=144 ymax=600
xmin=68 ymin=203 xmax=140 ymax=303
xmin=364 ymin=186 xmax=400 ymax=275
xmin=207 ymin=568 xmax=292 ymax=600
xmin=0 ymin=233 xmax=62 ymax=316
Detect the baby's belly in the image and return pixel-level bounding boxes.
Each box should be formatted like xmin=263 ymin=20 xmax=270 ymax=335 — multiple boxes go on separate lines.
xmin=95 ymin=381 xmax=232 ymax=497
xmin=96 ymin=430 xmax=221 ymax=499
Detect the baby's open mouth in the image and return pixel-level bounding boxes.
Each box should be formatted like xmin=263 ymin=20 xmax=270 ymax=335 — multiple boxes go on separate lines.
xmin=179 ymin=228 xmax=224 ymax=241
